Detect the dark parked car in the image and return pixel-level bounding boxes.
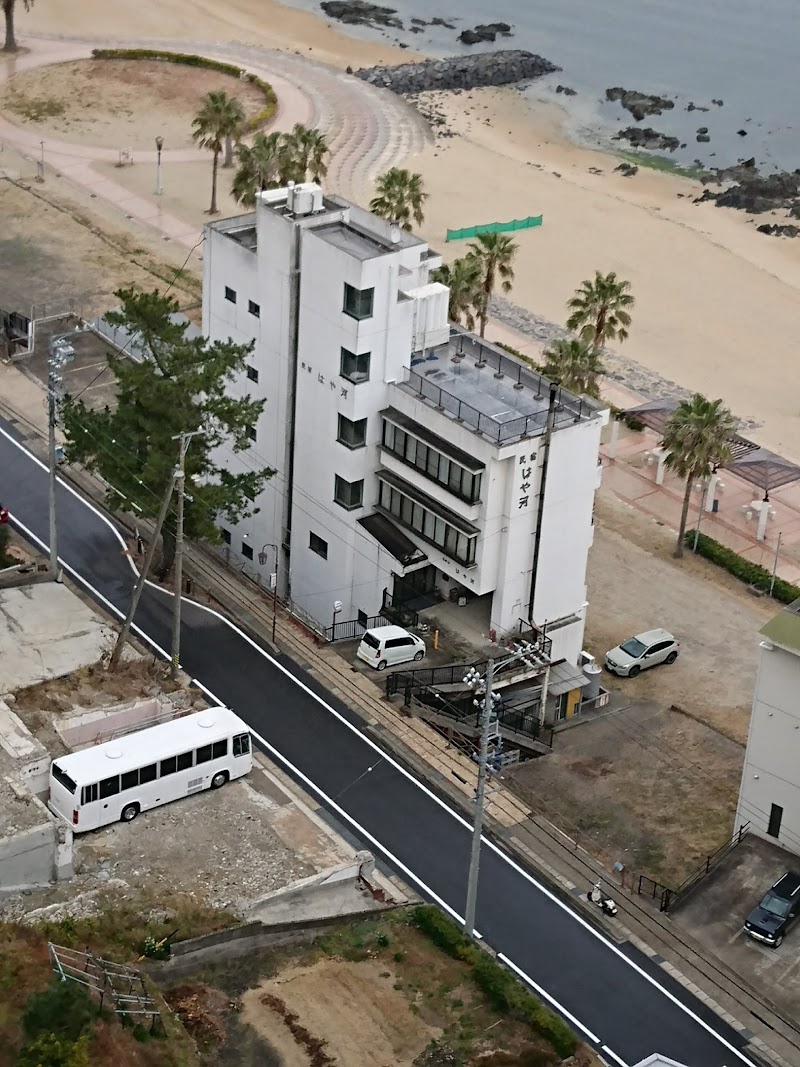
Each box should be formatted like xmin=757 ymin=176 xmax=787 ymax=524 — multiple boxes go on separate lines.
xmin=744 ymin=871 xmax=800 ymax=947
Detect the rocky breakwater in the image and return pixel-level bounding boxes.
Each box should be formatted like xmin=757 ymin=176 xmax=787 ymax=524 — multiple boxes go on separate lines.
xmin=355 ymin=50 xmax=560 ymax=94
xmin=606 ymin=87 xmax=674 ymax=121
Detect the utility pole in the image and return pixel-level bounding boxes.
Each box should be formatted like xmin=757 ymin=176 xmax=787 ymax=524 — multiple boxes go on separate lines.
xmin=109 ymin=467 xmax=178 ymax=672
xmin=462 ymin=640 xmax=543 ymax=939
xmin=170 ymin=431 xmax=203 ymax=681
xmin=463 ymin=656 xmax=497 ymax=939
xmin=47 ymin=335 xmax=73 ymax=581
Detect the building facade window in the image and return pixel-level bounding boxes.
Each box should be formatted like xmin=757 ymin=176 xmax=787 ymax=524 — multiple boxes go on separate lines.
xmin=248 ymin=300 xmax=260 ymax=318
xmin=246 ymin=365 xmax=259 ymax=383
xmin=309 ymin=531 xmax=328 ymax=559
xmin=337 ymin=414 xmax=367 ymax=449
xmin=382 ymin=419 xmax=482 ymax=504
xmin=242 ymin=542 xmax=254 ymax=560
xmin=340 ymin=348 xmax=371 ymax=384
xmin=220 ymin=528 xmax=231 ymax=544
xmin=378 ymin=478 xmax=477 ymax=566
xmin=225 ymin=286 xmax=237 ymax=304
xmin=343 ymin=284 xmax=374 ymax=320
xmin=334 ymin=475 xmax=364 ymax=511
xmin=247 ymin=425 xmax=257 ymax=441
xmin=357 ymin=609 xmax=368 ymax=628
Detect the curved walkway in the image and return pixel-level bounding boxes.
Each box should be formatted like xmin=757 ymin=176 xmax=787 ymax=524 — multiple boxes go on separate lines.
xmin=0 ymin=34 xmax=432 ymax=251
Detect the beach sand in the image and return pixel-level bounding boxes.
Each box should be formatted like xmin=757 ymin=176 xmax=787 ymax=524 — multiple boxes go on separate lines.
xmin=16 ymin=0 xmax=800 ymax=459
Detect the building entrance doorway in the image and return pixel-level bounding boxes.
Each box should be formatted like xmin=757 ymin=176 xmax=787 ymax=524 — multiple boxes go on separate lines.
xmin=393 ymin=565 xmax=437 ymax=610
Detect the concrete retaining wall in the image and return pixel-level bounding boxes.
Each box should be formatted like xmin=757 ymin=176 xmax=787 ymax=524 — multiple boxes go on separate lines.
xmin=0 ymin=819 xmax=58 ymax=893
xmin=145 ymin=908 xmax=406 ymax=982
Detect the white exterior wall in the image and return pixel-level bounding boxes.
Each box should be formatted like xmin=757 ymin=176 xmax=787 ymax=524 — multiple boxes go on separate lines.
xmin=736 ymin=641 xmax=800 ymax=855
xmin=202 ymin=188 xmax=604 ymax=659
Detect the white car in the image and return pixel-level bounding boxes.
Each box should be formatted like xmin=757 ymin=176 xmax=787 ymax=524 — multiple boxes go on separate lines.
xmin=356 ymin=625 xmax=426 ymax=671
xmin=604 ymin=628 xmax=679 ymax=678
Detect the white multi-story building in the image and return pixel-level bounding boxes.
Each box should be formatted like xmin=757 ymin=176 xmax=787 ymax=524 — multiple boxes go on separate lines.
xmin=202 ymin=183 xmax=607 ymax=664
xmin=736 ymin=600 xmax=800 ymax=855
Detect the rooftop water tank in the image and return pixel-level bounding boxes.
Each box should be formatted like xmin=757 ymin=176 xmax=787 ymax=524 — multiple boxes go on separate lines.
xmin=581 ymin=662 xmax=602 ymax=701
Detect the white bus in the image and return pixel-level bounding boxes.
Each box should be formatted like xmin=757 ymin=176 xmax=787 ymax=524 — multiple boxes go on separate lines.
xmin=48 ymin=707 xmax=253 ymax=833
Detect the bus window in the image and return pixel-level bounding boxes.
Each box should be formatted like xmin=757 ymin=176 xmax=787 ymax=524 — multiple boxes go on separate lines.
xmin=233 ymin=733 xmax=250 ymax=757
xmin=121 ymin=770 xmax=139 ymax=791
xmin=160 ymin=756 xmax=178 ymax=777
xmin=99 ymin=776 xmax=120 ymax=799
xmin=196 ymin=744 xmax=213 ymax=765
xmin=176 ymin=751 xmax=193 ymax=771
xmin=212 ymin=740 xmax=228 ymax=759
xmin=81 ymin=783 xmax=99 ymax=805
xmin=52 ymin=763 xmax=77 ymax=795
xmin=140 ymin=763 xmax=157 ymax=784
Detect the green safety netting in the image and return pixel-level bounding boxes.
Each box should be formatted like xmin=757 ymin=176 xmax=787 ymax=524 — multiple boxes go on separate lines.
xmin=445 ymin=215 xmax=543 ymax=242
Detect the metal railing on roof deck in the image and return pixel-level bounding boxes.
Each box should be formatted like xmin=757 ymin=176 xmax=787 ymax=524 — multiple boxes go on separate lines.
xmin=403 ymin=336 xmax=588 ymax=444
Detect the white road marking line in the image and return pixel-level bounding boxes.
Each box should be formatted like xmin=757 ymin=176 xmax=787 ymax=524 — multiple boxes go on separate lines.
xmin=601 ymin=1044 xmax=630 ymax=1067
xmin=497 ymin=953 xmax=601 ymax=1045
xmin=727 ymin=927 xmax=744 ymax=945
xmin=0 ymin=424 xmax=760 ymax=1067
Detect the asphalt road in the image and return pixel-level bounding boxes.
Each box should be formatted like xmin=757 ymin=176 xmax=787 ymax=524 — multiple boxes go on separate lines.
xmin=1 ymin=419 xmax=755 ymax=1067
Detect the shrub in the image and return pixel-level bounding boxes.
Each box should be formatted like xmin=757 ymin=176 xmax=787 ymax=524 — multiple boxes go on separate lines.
xmin=0 ymin=523 xmax=14 ymax=567
xmin=607 ymin=402 xmax=645 ymax=432
xmin=22 ymin=980 xmax=96 ymax=1043
xmin=686 ymin=531 xmax=800 ymax=604
xmin=513 ymin=992 xmax=578 ymax=1059
xmin=15 ymin=1032 xmax=90 ymax=1067
xmin=90 ymin=49 xmax=277 ymax=131
xmin=410 ymin=906 xmax=474 ymax=962
xmin=470 ymin=954 xmax=512 ymax=1012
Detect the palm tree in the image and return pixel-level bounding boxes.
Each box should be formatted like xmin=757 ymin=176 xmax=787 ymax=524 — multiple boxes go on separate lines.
xmin=566 ymin=270 xmax=635 ymax=348
xmin=432 ymin=257 xmax=482 ymax=331
xmin=466 ymin=232 xmax=518 ymax=338
xmin=286 ymin=124 xmax=329 ymax=184
xmin=231 ymin=132 xmax=284 ymax=207
xmin=222 ymin=97 xmax=246 ymax=169
xmin=192 ymin=91 xmax=244 ymax=215
xmin=3 ymin=0 xmax=33 ymax=52
xmin=541 ymin=339 xmax=606 ymax=399
xmin=370 ymin=167 xmax=428 ymax=231
xmin=661 ymin=394 xmax=737 ymax=558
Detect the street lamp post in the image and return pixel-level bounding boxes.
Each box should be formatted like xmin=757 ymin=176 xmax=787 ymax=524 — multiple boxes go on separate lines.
xmin=462 ymin=641 xmax=542 ymax=939
xmin=259 ymin=543 xmax=279 ymax=645
xmin=155 ymin=135 xmax=164 ymax=196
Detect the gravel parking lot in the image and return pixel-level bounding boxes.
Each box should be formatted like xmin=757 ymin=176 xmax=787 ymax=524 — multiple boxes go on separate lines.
xmin=585 ymin=491 xmax=779 ymax=744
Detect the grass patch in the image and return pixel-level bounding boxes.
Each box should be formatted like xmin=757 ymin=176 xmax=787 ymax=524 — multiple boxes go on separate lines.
xmin=616 ymin=150 xmax=711 ymax=181
xmin=91 ymin=49 xmax=277 ymax=132
xmin=5 ymin=94 xmax=66 ymax=121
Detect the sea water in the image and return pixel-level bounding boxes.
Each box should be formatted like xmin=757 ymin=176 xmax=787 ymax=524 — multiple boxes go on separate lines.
xmin=289 ymin=0 xmax=800 ymax=172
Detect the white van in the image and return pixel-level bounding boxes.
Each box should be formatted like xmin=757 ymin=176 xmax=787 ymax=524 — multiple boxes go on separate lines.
xmin=357 ymin=625 xmax=426 ymax=671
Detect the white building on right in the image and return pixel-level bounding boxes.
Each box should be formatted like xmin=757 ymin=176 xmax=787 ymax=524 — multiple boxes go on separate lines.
xmin=735 ymin=599 xmax=800 ymax=854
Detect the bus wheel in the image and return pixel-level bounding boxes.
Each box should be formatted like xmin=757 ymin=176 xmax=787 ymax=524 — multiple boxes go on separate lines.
xmin=120 ymin=803 xmax=140 ymax=823
xmin=211 ymin=771 xmax=229 ymax=790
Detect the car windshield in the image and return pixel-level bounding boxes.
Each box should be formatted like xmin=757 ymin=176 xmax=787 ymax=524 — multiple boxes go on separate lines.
xmin=619 ymin=638 xmax=647 ymax=658
xmin=761 ymin=892 xmax=792 ymax=918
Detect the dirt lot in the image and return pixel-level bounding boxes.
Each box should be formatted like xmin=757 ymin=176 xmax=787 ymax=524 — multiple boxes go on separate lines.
xmin=587 ymin=490 xmax=777 ymax=744
xmin=674 ymin=835 xmax=800 ymax=1021
xmin=508 ymin=700 xmax=743 ymax=884
xmin=242 ymin=958 xmax=439 ymax=1066
xmin=0 ymin=164 xmax=199 ymax=319
xmin=167 ymin=913 xmax=600 ymax=1067
xmin=0 ymin=59 xmax=267 ymax=150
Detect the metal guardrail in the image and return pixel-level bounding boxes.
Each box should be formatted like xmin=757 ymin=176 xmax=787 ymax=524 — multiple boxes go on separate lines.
xmin=636 ymin=822 xmax=751 ymax=912
xmin=324 ymin=614 xmax=390 ymax=642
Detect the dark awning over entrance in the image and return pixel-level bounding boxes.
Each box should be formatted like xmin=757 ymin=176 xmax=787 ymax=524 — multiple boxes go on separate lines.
xmin=358 ymin=513 xmax=428 ymax=567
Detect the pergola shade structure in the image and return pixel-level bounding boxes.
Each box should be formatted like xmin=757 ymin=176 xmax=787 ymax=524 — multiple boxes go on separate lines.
xmin=623 ymin=400 xmax=800 ymax=498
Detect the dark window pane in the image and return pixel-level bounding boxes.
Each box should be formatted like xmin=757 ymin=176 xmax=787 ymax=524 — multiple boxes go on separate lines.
xmin=248 ymin=300 xmax=260 ymax=317
xmin=81 ymin=783 xmax=98 ymax=805
xmin=224 ymin=286 xmax=236 ymax=304
xmin=212 ymin=740 xmax=228 ymax=759
xmin=340 ymin=348 xmax=371 ymax=383
xmin=343 ymin=284 xmax=374 ymax=320
xmin=121 ymin=770 xmax=139 ymax=791
xmin=160 ymin=756 xmax=177 ymax=777
xmin=51 ymin=764 xmax=77 ymax=795
xmin=99 ymin=775 xmax=120 ymax=799
xmin=140 ymin=764 xmax=157 ymax=784
xmin=357 ymin=609 xmax=368 ymax=627
xmin=176 ymin=751 xmax=193 ymax=771
xmin=337 ymin=414 xmax=367 ymax=449
xmin=196 ymin=744 xmax=213 ymax=765
xmin=310 ymin=531 xmax=328 ymax=559
xmin=221 ymin=528 xmax=231 ymax=544
xmin=334 ymin=475 xmax=364 ymax=510
xmin=242 ymin=542 xmax=254 ymax=560
xmin=246 ymin=365 xmax=259 ymax=382
xmin=233 ymin=732 xmax=251 ymax=757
